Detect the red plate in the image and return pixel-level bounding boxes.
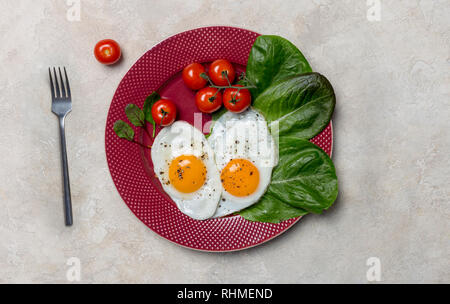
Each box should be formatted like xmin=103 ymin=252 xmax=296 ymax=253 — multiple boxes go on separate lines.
xmin=105 ymin=26 xmax=333 ymax=252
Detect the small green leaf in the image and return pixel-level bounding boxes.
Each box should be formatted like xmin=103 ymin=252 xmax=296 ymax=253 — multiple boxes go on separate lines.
xmin=125 ymin=104 xmax=145 ymax=127
xmin=143 ymin=91 xmax=161 ymax=137
xmin=143 ymin=92 xmax=160 ymax=122
xmin=113 ymin=120 xmax=135 ymax=141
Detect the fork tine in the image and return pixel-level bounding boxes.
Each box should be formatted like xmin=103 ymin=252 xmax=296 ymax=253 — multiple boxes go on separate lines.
xmin=58 ymin=67 xmax=66 ymax=98
xmin=49 ymin=68 xmax=56 ymax=99
xmin=63 ymin=67 xmax=71 ymax=97
xmin=53 ymin=67 xmax=60 ymax=98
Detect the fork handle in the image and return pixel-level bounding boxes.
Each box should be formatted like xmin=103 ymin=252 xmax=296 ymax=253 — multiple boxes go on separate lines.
xmin=58 ymin=116 xmax=73 ymax=226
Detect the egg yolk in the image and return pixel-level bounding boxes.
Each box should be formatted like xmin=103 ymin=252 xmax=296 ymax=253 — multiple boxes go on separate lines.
xmin=169 ymin=155 xmax=207 ymax=193
xmin=221 ymin=159 xmax=260 ymax=197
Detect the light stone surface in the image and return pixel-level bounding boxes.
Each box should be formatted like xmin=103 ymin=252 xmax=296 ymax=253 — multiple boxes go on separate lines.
xmin=0 ymin=0 xmax=449 ymax=283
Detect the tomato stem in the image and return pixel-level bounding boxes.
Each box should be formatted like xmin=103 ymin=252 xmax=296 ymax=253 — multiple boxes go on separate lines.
xmin=159 ymin=109 xmax=168 ymax=128
xmin=223 ymin=71 xmax=232 ymax=86
xmin=201 ymin=73 xmax=215 ymax=87
xmin=209 ymin=84 xmax=255 ymax=90
xmin=209 ymin=89 xmax=220 ymax=103
xmin=202 ymin=71 xmax=256 ymax=90
xmin=239 ymin=72 xmax=256 ymax=87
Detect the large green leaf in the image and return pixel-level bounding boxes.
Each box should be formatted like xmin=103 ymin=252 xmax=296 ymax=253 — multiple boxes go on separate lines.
xmin=239 ymin=138 xmax=338 ymax=222
xmin=246 ymin=35 xmax=312 ymax=98
xmin=238 ymin=193 xmax=309 ymax=223
xmin=253 ymin=73 xmax=335 ymax=140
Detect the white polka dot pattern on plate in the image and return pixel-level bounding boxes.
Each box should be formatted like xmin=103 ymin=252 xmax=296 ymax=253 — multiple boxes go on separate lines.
xmin=105 ymin=26 xmax=333 ymax=252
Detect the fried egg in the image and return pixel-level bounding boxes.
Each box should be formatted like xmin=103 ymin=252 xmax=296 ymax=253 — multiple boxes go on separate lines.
xmin=208 ymin=108 xmax=278 ymax=217
xmin=151 ymin=121 xmax=222 ymax=220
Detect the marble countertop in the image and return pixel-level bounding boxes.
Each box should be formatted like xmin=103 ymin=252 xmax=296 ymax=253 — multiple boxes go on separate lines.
xmin=0 ymin=0 xmax=448 ymax=283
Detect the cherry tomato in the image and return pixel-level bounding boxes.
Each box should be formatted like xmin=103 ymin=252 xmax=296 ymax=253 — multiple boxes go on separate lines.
xmin=151 ymin=99 xmax=177 ymax=126
xmin=195 ymin=87 xmax=223 ymax=114
xmin=182 ymin=63 xmax=207 ymax=90
xmin=94 ymin=39 xmax=121 ymax=65
xmin=223 ymin=85 xmax=251 ymax=113
xmin=209 ymin=59 xmax=235 ymax=86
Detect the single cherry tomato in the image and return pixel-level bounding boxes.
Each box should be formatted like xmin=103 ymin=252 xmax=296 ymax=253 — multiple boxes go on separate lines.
xmin=151 ymin=99 xmax=177 ymax=126
xmin=195 ymin=87 xmax=223 ymax=114
xmin=94 ymin=39 xmax=121 ymax=65
xmin=209 ymin=59 xmax=235 ymax=86
xmin=182 ymin=63 xmax=207 ymax=90
xmin=223 ymin=85 xmax=251 ymax=113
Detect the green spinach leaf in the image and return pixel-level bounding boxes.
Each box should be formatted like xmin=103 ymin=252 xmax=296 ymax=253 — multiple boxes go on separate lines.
xmin=239 ymin=193 xmax=308 ymax=223
xmin=253 ymin=73 xmax=335 ymax=140
xmin=239 ymin=137 xmax=338 ymax=222
xmin=246 ymin=35 xmax=312 ymax=98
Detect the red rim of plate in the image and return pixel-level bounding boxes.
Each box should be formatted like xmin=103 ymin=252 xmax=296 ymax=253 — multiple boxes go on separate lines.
xmin=105 ymin=26 xmax=333 ymax=252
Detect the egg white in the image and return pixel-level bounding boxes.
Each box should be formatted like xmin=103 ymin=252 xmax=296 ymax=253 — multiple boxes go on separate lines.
xmin=208 ymin=108 xmax=278 ymax=217
xmin=151 ymin=121 xmax=222 ymax=220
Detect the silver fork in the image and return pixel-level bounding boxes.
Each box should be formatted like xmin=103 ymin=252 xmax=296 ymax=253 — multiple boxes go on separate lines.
xmin=49 ymin=67 xmax=73 ymax=226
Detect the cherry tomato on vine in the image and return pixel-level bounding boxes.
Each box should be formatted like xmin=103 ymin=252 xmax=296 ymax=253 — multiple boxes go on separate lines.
xmin=195 ymin=87 xmax=223 ymax=114
xmin=94 ymin=39 xmax=121 ymax=65
xmin=151 ymin=99 xmax=177 ymax=126
xmin=209 ymin=59 xmax=235 ymax=86
xmin=223 ymin=85 xmax=251 ymax=113
xmin=182 ymin=63 xmax=207 ymax=90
